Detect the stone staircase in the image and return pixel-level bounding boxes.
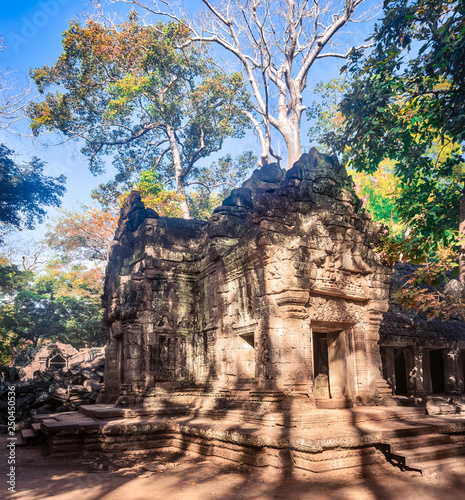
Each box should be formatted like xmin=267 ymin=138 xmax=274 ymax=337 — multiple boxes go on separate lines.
xmin=14 ymin=403 xmax=465 ymax=476
xmin=380 ymin=427 xmax=465 ymax=475
xmin=375 ymin=378 xmax=397 ymax=405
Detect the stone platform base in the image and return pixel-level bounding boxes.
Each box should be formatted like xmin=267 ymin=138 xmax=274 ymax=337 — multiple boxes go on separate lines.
xmin=426 ymin=394 xmax=465 ymax=415
xmin=30 ymin=402 xmax=465 ymax=474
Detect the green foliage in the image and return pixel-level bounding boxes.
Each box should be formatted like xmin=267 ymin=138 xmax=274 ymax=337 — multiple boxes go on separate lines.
xmin=130 ymin=170 xmax=184 ymax=218
xmin=0 ymin=144 xmax=66 ymax=239
xmin=324 ymin=0 xmax=465 ymax=263
xmin=0 ymin=259 xmax=33 ymax=301
xmin=307 ymin=79 xmax=350 ymax=154
xmin=0 ymin=257 xmax=104 ymax=363
xmin=28 ymin=18 xmax=251 ymax=215
xmin=348 ymin=162 xmax=405 ymax=239
xmin=0 ymin=258 xmax=33 ymax=364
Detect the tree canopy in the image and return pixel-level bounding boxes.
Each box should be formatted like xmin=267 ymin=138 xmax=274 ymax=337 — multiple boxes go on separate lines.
xmin=321 ymin=0 xmax=465 ymax=316
xmin=327 ymin=0 xmax=465 ymax=253
xmin=0 ymin=144 xmax=66 ymax=240
xmin=29 ymin=18 xmax=251 ymax=218
xmin=0 ymin=258 xmax=104 ymax=360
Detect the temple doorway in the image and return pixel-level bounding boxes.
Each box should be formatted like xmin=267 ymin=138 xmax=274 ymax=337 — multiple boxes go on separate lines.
xmin=393 ymin=348 xmax=408 ymax=396
xmin=380 ymin=346 xmax=409 ymax=396
xmin=429 ymin=349 xmax=445 ymax=393
xmin=313 ymin=332 xmax=330 ymax=398
xmin=313 ymin=328 xmax=351 ymax=401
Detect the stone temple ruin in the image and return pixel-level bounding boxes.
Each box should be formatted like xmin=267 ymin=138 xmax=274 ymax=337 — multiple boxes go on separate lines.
xmin=100 ymin=148 xmax=393 ymax=408
xmin=379 ymin=263 xmax=465 ymax=407
xmin=32 ymin=150 xmax=465 ymax=473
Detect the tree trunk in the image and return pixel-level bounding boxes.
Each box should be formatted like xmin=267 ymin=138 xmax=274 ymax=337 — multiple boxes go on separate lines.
xmin=459 ymin=187 xmax=465 ymax=297
xmin=166 ymin=125 xmax=190 ymax=219
xmin=280 ymin=117 xmax=302 ymax=170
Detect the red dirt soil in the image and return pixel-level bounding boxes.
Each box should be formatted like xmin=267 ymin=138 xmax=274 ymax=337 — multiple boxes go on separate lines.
xmin=2 ymin=434 xmax=465 ymax=500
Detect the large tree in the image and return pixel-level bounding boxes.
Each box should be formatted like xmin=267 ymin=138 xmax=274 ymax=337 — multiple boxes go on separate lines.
xmin=118 ymin=0 xmax=375 ymax=168
xmin=0 ymin=255 xmax=105 ymax=361
xmin=29 ymin=18 xmax=250 ymax=218
xmin=0 ymin=144 xmax=66 ymax=241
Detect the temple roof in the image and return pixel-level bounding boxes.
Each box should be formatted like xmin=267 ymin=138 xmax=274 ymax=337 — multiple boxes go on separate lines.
xmin=380 ymin=263 xmax=465 ymax=344
xmin=380 ymin=311 xmax=465 ymax=342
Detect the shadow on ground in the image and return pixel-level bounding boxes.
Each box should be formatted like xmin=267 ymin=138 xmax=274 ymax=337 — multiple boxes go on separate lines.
xmin=3 ymin=433 xmax=465 ymax=500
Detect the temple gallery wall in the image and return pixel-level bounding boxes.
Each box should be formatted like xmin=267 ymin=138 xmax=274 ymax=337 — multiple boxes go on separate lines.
xmin=99 ymin=148 xmax=465 ymax=409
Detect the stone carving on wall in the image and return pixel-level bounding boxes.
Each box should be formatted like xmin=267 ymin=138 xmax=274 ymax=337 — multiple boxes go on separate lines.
xmin=101 ymin=148 xmax=391 ymax=405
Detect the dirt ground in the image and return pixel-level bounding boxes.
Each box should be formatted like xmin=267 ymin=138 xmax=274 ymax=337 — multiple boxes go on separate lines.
xmin=2 ymin=434 xmax=465 ymax=500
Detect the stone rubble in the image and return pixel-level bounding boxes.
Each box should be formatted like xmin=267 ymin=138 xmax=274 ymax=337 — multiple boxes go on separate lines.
xmin=0 ymin=347 xmax=105 ymax=426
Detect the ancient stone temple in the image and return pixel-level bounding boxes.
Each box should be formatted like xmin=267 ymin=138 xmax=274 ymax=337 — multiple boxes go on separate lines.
xmin=100 ymin=148 xmax=393 ymax=408
xmin=36 ymin=150 xmax=465 ymax=474
xmin=379 ymin=264 xmax=465 ymax=402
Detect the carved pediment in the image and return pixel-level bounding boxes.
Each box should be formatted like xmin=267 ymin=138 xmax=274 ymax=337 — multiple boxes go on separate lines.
xmin=309 ymin=252 xmax=369 ymax=302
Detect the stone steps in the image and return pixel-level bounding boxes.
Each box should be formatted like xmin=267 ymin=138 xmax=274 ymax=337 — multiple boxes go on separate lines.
xmin=400 ymin=443 xmax=465 ymax=467
xmin=19 ymin=428 xmax=36 ymax=445
xmin=31 ymin=422 xmax=42 ymax=435
xmin=409 ymin=456 xmax=465 ymax=475
xmin=383 ymin=427 xmax=465 ymax=474
xmin=24 ymin=403 xmax=465 ymax=476
xmin=387 ymin=434 xmax=451 ymax=452
xmin=77 ymin=403 xmax=427 ymax=429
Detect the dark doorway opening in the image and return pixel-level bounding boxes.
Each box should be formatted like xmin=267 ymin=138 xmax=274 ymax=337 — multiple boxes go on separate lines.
xmin=393 ymin=348 xmax=408 ymax=396
xmin=313 ymin=331 xmax=330 ymax=398
xmin=313 ymin=332 xmax=329 ymax=377
xmin=48 ymin=353 xmax=66 ymax=370
xmin=430 ymin=349 xmax=445 ymax=393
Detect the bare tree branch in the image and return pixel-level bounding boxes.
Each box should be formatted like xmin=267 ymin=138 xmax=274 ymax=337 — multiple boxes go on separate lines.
xmin=111 ymin=0 xmax=378 ymax=168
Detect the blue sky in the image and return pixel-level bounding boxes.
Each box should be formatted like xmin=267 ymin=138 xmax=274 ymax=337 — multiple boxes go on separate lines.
xmin=1 ymin=1 xmax=126 ymax=210
xmin=0 ymin=0 xmax=134 ymax=249
xmin=0 ymin=0 xmax=380 ymax=247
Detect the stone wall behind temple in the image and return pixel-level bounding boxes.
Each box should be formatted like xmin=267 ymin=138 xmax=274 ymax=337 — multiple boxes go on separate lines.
xmin=100 ymin=149 xmax=392 ymax=406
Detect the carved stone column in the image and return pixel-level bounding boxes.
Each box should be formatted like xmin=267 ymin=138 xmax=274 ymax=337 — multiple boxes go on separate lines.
xmin=411 ymin=345 xmax=426 ymax=396
xmin=444 ymin=348 xmax=460 ymax=394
